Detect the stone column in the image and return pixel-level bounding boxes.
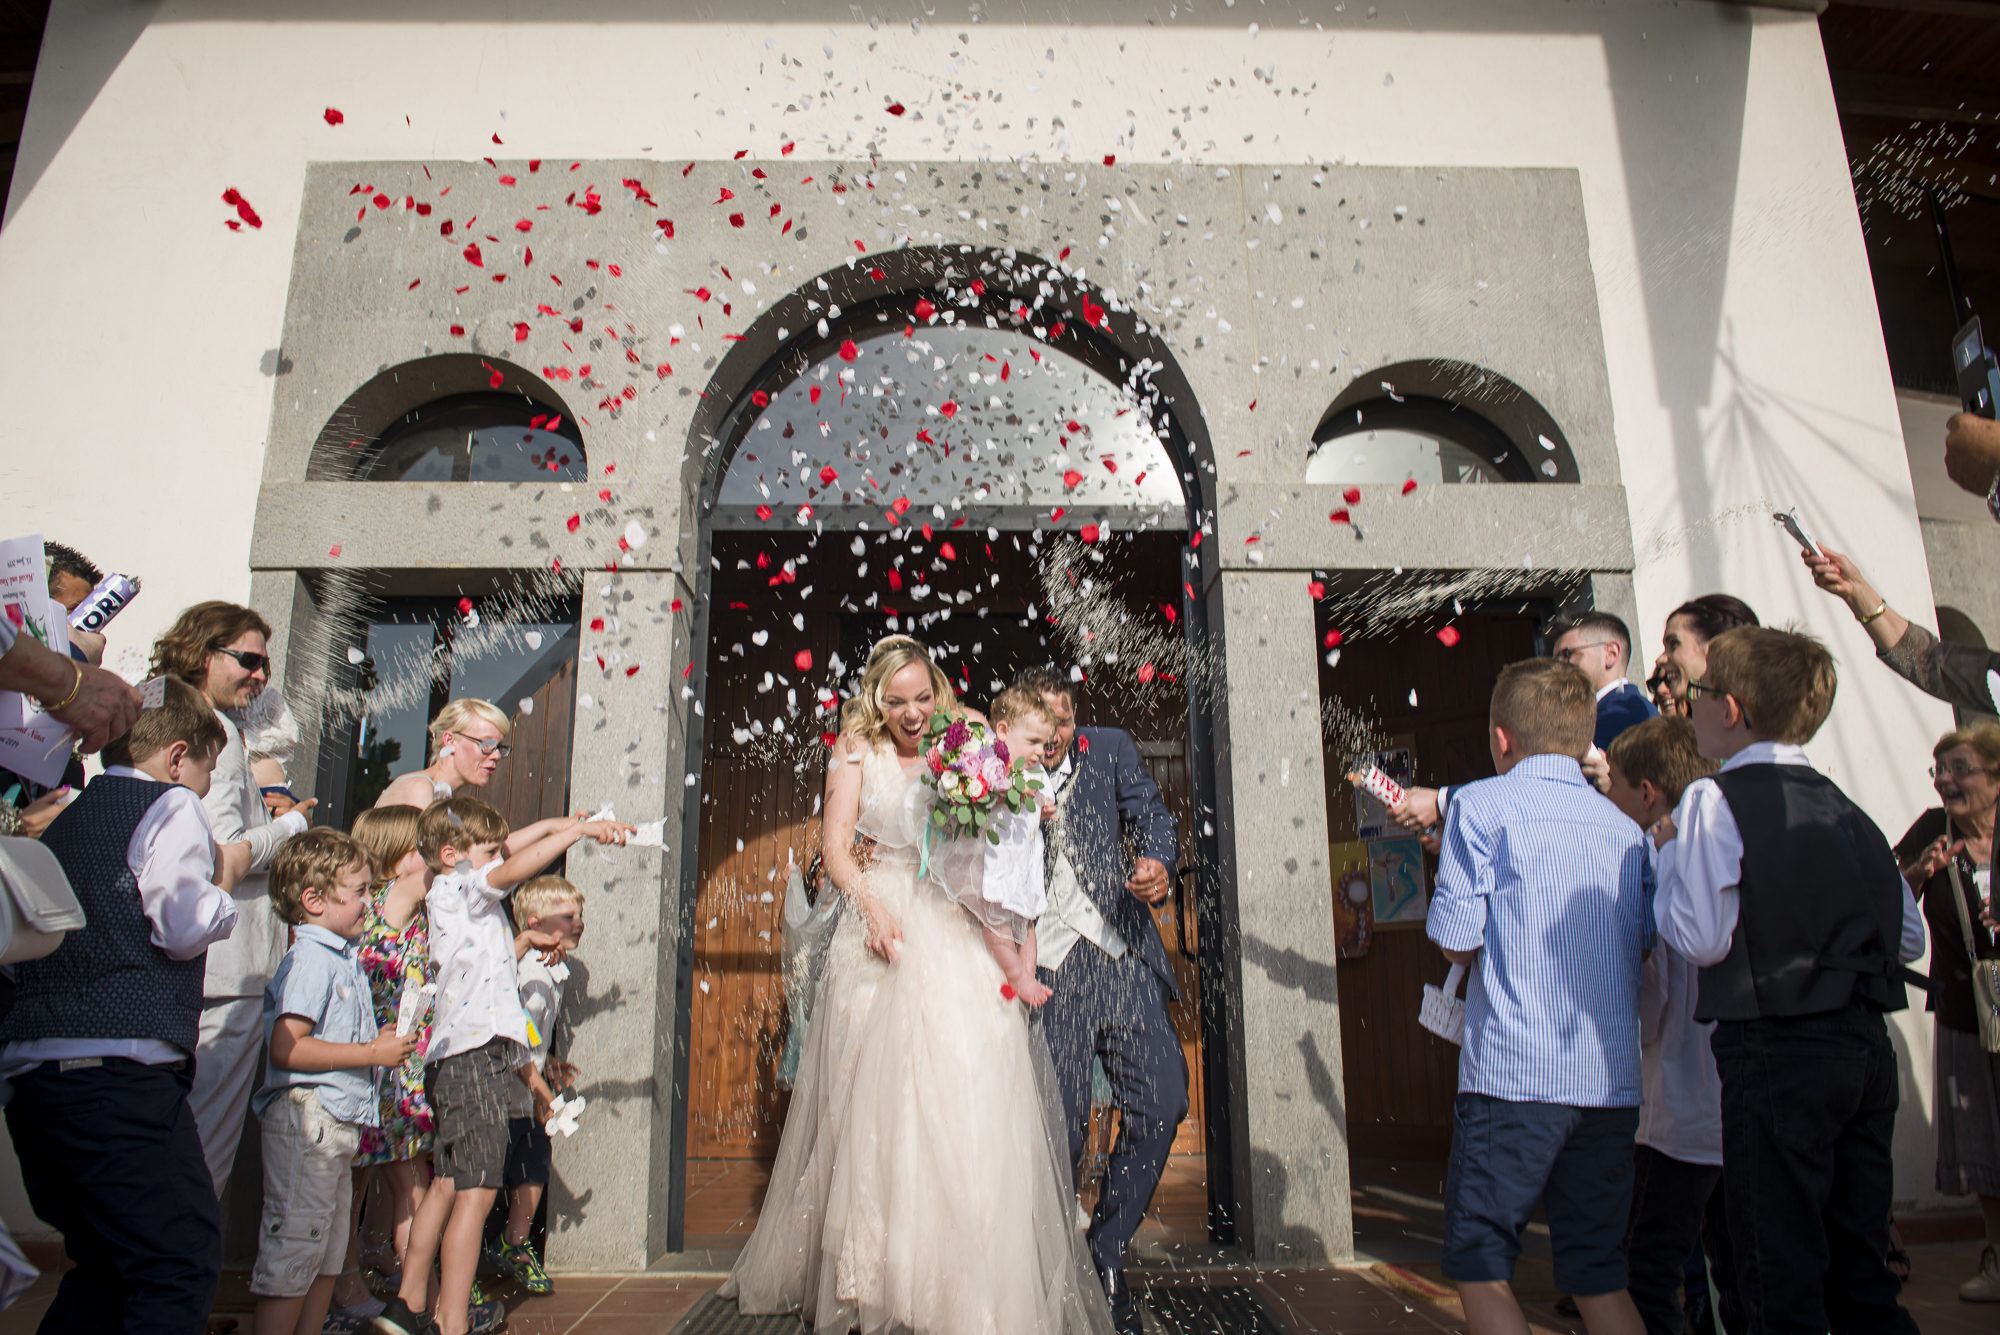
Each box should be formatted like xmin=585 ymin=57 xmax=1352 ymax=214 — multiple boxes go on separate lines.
xmin=1210 ymin=570 xmax=1355 ymax=1264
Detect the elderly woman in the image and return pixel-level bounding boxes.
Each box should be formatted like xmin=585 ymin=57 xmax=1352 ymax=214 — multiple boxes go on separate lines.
xmin=376 ymin=697 xmax=516 ymax=808
xmin=1648 ymin=594 xmax=1760 ymax=717
xmin=1893 ymin=720 xmax=2000 ymax=1303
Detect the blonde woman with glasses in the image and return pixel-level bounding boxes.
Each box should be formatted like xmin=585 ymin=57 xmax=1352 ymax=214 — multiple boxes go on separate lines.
xmin=376 ymin=700 xmax=585 ymax=857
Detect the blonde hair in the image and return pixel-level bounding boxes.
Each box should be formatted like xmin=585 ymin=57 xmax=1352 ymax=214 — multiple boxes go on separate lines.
xmin=270 ymin=829 xmax=368 ymax=926
xmin=350 ymin=805 xmax=422 ymax=884
xmin=429 ymin=698 xmax=511 ymax=763
xmin=1933 ymin=717 xmax=2000 ymax=775
xmin=1701 ymin=626 xmax=1837 ymax=745
xmin=417 ymin=796 xmax=512 ymax=873
xmin=838 ymin=635 xmax=957 ymax=748
xmin=1490 ymin=658 xmax=1597 ymax=758
xmin=989 ymin=686 xmax=1054 ymax=729
xmin=513 ymin=875 xmax=583 ymax=925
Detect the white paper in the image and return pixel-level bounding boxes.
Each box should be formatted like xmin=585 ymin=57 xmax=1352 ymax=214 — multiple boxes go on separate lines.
xmin=394 ymin=972 xmax=435 ymax=1038
xmin=1419 ymin=963 xmax=1467 ymax=1047
xmin=0 ymin=718 xmax=76 ymax=787
xmin=0 ymin=536 xmax=63 ymax=730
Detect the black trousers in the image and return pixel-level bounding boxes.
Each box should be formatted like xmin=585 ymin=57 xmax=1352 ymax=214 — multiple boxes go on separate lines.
xmin=1709 ymin=1005 xmax=1918 ymax=1335
xmin=1623 ymin=1146 xmax=1721 ymax=1335
xmin=5 ymin=1059 xmax=222 ymax=1335
xmin=1038 ymin=946 xmax=1188 ymax=1276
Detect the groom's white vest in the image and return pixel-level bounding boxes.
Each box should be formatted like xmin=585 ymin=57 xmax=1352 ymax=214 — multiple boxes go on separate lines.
xmin=1037 ymin=751 xmax=1128 ymax=971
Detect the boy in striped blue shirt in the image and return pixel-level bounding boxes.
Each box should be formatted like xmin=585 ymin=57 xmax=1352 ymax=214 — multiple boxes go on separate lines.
xmin=1427 ymin=658 xmax=1655 ymax=1335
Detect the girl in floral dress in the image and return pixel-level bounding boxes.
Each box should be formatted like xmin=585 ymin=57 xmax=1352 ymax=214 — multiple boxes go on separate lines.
xmin=349 ymin=806 xmax=438 ymax=1283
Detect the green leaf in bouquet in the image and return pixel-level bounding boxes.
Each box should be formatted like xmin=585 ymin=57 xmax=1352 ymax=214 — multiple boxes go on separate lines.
xmin=987 ymin=829 xmax=1001 ymax=845
xmin=955 ymin=806 xmax=969 ymax=824
xmin=932 ymin=809 xmax=947 ymax=828
xmin=973 ymin=808 xmax=987 ymax=826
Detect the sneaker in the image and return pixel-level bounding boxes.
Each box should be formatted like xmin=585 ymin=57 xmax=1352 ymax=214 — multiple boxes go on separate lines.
xmin=466 ymin=1297 xmax=506 ymax=1334
xmin=334 ymin=1297 xmax=387 ymax=1320
xmin=500 ymin=1241 xmax=554 ymax=1295
xmin=369 ymin=1299 xmax=436 ymax=1335
xmin=322 ymin=1317 xmax=369 ymax=1335
xmin=1962 ymin=1245 xmax=2000 ymax=1302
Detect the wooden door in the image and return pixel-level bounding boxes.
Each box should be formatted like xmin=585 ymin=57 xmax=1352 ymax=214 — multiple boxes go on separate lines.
xmin=1319 ymin=612 xmax=1540 ymax=1159
xmin=493 ymin=658 xmax=578 ymax=832
xmin=687 ymin=611 xmax=839 ymax=1159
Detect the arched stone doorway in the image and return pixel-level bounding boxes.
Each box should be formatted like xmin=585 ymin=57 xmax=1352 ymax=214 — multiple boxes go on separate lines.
xmin=662 ymin=246 xmax=1234 ymax=1255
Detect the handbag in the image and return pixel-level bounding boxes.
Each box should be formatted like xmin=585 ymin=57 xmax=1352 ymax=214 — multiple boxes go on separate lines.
xmin=0 ymin=835 xmax=86 ymax=966
xmin=1420 ymin=962 xmax=1467 ymax=1046
xmin=1946 ymin=860 xmax=2000 ymax=1054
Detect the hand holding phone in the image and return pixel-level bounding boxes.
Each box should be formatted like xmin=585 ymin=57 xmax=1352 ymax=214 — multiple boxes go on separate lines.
xmin=1955 ymin=316 xmax=2000 ymax=420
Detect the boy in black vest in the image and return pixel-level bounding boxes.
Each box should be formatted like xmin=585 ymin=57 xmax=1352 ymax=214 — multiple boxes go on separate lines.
xmin=0 ymin=678 xmax=248 ymax=1334
xmin=1657 ymin=627 xmax=1926 ymax=1335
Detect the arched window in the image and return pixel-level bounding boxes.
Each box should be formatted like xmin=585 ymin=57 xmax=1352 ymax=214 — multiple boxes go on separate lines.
xmin=361 ymin=391 xmax=587 ymax=482
xmin=716 ymin=323 xmax=1184 ymax=528
xmin=1306 ymin=360 xmax=1581 ymax=486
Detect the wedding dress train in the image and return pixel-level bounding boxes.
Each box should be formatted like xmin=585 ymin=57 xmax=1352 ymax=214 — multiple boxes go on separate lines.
xmin=720 ymin=742 xmax=1114 ymax=1335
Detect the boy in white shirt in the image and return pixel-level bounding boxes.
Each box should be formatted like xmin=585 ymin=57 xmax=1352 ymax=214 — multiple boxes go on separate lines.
xmin=976 ymin=687 xmax=1057 ymax=1008
xmin=374 ymin=799 xmax=628 ymax=1335
xmin=1604 ymin=717 xmax=1731 ymax=1335
xmin=490 ymin=875 xmax=586 ymax=1296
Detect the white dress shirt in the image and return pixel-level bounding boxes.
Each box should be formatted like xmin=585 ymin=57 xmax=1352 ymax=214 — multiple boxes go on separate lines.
xmin=1036 ymin=752 xmax=1128 ymax=972
xmin=0 ymin=766 xmax=240 ymax=1072
xmin=426 ymin=862 xmax=531 ymax=1066
xmin=202 ymin=708 xmax=308 ymax=998
xmin=1596 ymin=678 xmax=1626 ymax=703
xmin=508 ymin=953 xmax=569 ymax=1116
xmin=1657 ymin=741 xmax=1926 ymax=969
xmin=1638 ymin=839 xmax=1723 ymax=1165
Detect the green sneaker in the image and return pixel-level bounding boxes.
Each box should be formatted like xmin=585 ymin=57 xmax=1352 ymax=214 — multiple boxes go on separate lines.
xmin=501 ymin=1242 xmax=553 ymax=1296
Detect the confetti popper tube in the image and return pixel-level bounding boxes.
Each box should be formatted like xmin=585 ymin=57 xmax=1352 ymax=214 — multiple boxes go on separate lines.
xmin=395 ymin=969 xmax=431 ymax=1037
xmin=1347 ymin=766 xmax=1406 ymax=809
xmin=67 ymin=573 xmax=138 ymax=633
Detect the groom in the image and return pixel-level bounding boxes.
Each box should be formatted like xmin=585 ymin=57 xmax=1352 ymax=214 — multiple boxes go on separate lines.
xmin=1016 ymin=666 xmax=1185 ymax=1335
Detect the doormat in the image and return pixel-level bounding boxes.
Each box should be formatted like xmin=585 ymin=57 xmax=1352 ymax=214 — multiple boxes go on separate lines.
xmin=668 ymin=1291 xmax=809 ymax=1333
xmin=1142 ymin=1284 xmax=1290 ymax=1334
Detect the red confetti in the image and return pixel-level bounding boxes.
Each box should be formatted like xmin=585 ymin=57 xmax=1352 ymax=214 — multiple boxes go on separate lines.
xmin=1308 ymin=581 xmax=1325 ymax=600
xmin=915 ymin=298 xmax=936 ymax=321
xmin=940 ymin=401 xmax=957 ymax=419
xmin=497 ymin=176 xmax=516 ymax=187
xmin=1190 ymin=532 xmax=1203 ymax=549
xmin=809 ymin=385 xmax=823 ymax=404
xmin=838 ymin=339 xmax=859 ymax=362
xmin=751 ymin=390 xmax=771 ymax=408
xmin=1062 ymin=470 xmax=1083 ymax=489
xmin=822 ymin=731 xmax=838 ymax=747
xmin=671 ymin=599 xmax=683 ymax=613
xmin=1160 ymin=604 xmax=1178 ymax=624
xmin=886 ymin=102 xmax=907 ymax=116
xmin=1248 ymin=399 xmax=1257 ymax=412
xmin=597 ymin=489 xmax=612 ymax=502
xmin=1103 ymin=154 xmax=1117 ymax=166
xmin=782 ymin=141 xmax=796 ymax=156
xmin=1051 ymin=507 xmax=1066 ymax=522
xmin=756 ymin=505 xmax=774 ymax=521
xmin=457 ymin=598 xmax=474 ymax=616
xmin=1324 ymin=629 xmax=1344 ymax=649
xmin=513 ymin=323 xmax=529 ymax=342
xmin=1402 ymin=478 xmax=1419 ymax=495
xmin=1437 ymin=626 xmax=1462 ymax=647
xmin=589 ymin=618 xmax=605 ymax=632
xmin=440 ymin=220 xmax=454 ymax=236
xmin=1081 ymin=524 xmax=1101 ymax=543
xmin=463 ymin=242 xmax=484 ymax=267
xmin=870 ymin=267 xmax=886 ymax=281
xmin=716 ymin=187 xmax=736 ymax=203
xmin=971 ymin=279 xmax=986 ymax=296
xmin=625 ymin=665 xmax=641 ymax=677
xmin=730 ymin=213 xmax=745 ymax=228
xmin=1342 ymin=486 xmax=1361 ymax=504
xmin=1137 ymin=662 xmax=1156 ymax=684
xmin=657 ymin=219 xmax=675 ymax=238
xmin=566 ymin=514 xmax=581 ymax=533
xmin=220 ymin=187 xmax=262 ymax=229
xmin=492 ymin=133 xmax=503 ymax=144
xmin=408 ymin=279 xmax=421 ymax=291
xmin=328 ymin=544 xmax=342 ymax=558
xmin=940 ymin=542 xmax=957 ymax=560
xmin=515 ymin=218 xmax=532 ymax=232
xmin=794 ymin=649 xmax=814 ymax=672
xmin=323 ymin=108 xmax=344 ymax=126
xmin=487 ymin=368 xmax=504 ymax=388
xmin=818 ymin=465 xmax=839 ymax=486
xmin=1330 ymin=509 xmax=1351 ymax=524
xmin=1077 ymin=736 xmax=1090 ymax=753
xmin=1000 ymin=983 xmax=1017 ymax=1000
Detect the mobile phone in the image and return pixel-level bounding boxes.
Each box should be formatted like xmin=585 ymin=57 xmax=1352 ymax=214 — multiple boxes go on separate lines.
xmin=1954 ymin=316 xmax=2000 ymax=419
xmin=1774 ymin=507 xmax=1822 ymax=559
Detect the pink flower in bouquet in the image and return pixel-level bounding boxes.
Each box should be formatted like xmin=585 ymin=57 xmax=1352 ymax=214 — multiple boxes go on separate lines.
xmin=994 ymin=739 xmax=1011 ymax=765
xmin=979 ymin=753 xmax=1009 ymax=789
xmin=926 ymin=745 xmax=946 ymax=776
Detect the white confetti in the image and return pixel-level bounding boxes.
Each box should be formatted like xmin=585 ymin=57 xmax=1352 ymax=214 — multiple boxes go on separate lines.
xmin=623 ymin=520 xmax=648 ymax=550
xmin=752 ymin=630 xmax=770 ymax=646
xmin=524 ymin=631 xmax=543 ymax=650
xmin=518 ymin=698 xmax=534 ymax=716
xmin=1408 ymin=688 xmax=1419 ymax=707
xmin=578 ymin=694 xmax=595 ymax=710
xmin=346 ymin=647 xmax=366 ymax=665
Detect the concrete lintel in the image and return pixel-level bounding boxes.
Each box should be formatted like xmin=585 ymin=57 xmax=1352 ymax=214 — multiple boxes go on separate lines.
xmin=1212 ymin=483 xmax=1633 ymax=573
xmin=248 ymin=481 xmax=684 ymax=573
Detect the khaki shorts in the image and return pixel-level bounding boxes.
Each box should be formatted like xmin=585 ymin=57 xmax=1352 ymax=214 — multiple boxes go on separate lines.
xmin=251 ymin=1088 xmax=362 ymax=1298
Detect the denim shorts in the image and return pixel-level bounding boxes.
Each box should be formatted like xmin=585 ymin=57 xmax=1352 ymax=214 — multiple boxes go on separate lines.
xmin=1441 ymin=1092 xmax=1639 ymax=1297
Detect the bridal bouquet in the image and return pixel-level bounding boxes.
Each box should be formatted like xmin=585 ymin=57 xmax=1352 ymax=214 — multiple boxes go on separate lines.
xmin=921 ymin=712 xmax=1044 ymax=845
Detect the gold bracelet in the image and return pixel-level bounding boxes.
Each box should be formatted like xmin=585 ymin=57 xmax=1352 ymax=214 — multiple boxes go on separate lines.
xmin=1858 ymin=601 xmax=1889 ymax=627
xmin=42 ymin=661 xmax=83 ymax=713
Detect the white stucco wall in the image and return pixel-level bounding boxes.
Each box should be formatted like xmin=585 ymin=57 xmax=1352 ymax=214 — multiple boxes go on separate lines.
xmin=0 ymin=0 xmax=1967 ymax=1235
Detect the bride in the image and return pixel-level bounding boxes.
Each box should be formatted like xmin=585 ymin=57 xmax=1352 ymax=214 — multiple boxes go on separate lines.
xmin=720 ymin=636 xmax=1114 ymax=1335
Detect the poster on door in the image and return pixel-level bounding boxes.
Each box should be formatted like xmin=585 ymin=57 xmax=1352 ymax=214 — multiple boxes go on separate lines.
xmin=1368 ymin=836 xmax=1429 ymax=925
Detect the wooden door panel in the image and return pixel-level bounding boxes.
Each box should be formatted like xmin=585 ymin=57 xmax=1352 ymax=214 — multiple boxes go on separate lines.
xmin=498 ymin=658 xmax=577 ymax=832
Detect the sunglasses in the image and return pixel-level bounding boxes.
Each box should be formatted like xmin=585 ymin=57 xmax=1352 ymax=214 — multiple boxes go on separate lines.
xmin=452 ymin=735 xmax=512 ymax=759
xmin=212 ymin=647 xmax=271 ymax=675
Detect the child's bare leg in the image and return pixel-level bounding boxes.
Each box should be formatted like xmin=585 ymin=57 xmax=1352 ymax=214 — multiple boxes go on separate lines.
xmin=1457 ymin=1280 xmax=1530 ymax=1335
xmin=330 ymin=1166 xmax=372 ymax=1308
xmin=291 ymin=1272 xmax=339 ymax=1335
xmin=983 ymin=923 xmax=1051 ymax=1006
xmin=506 ymin=1183 xmax=544 ymax=1248
xmin=385 ymin=1156 xmax=428 ymax=1267
xmin=435 ymin=1187 xmax=498 ymax=1335
xmin=982 ymin=922 xmax=1025 ymax=985
xmin=252 ymin=1294 xmax=305 ymax=1335
xmin=396 ymin=1174 xmax=456 ymax=1313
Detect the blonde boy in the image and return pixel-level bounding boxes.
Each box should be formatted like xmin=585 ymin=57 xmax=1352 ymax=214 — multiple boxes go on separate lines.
xmin=1657 ymin=627 xmax=1925 ymax=1334
xmin=491 ymin=876 xmax=586 ymax=1296
xmin=374 ymin=799 xmax=628 ymax=1335
xmin=980 ymin=688 xmax=1059 ymax=1008
xmin=253 ymin=830 xmax=419 ymax=1335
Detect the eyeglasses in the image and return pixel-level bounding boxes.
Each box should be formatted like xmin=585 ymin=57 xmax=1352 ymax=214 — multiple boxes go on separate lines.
xmin=453 ymin=735 xmax=512 ymax=759
xmin=1554 ymin=642 xmax=1614 ymax=664
xmin=1685 ymin=680 xmax=1731 ymax=704
xmin=1930 ymin=762 xmax=1989 ymax=780
xmin=212 ymin=647 xmax=271 ymax=675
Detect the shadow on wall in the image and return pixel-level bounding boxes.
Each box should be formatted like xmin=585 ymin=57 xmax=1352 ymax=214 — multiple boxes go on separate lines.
xmin=1247 ymin=1147 xmax=1329 ymax=1265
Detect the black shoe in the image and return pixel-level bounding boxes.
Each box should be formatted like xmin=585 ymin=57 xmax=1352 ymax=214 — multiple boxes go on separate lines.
xmin=1554 ymin=1294 xmax=1581 ymax=1319
xmin=1100 ymin=1265 xmax=1141 ymax=1335
xmin=370 ymin=1299 xmax=437 ymax=1335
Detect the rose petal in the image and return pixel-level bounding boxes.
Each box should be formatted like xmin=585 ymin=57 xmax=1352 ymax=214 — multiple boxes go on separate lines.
xmin=324 ymin=108 xmax=345 ymax=126
xmin=1437 ymin=626 xmax=1461 ymax=647
xmin=795 ymin=650 xmax=814 ymax=672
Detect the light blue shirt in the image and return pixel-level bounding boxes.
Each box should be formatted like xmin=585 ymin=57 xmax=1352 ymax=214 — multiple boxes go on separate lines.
xmin=1426 ymin=753 xmax=1655 ymax=1108
xmin=254 ymin=924 xmax=380 ymax=1125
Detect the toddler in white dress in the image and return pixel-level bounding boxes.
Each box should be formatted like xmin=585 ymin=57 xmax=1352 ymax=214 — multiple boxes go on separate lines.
xmin=978 ymin=687 xmax=1060 ymax=1007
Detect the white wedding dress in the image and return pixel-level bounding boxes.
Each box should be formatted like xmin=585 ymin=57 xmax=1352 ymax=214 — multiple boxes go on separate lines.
xmin=720 ymin=742 xmax=1115 ymax=1335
